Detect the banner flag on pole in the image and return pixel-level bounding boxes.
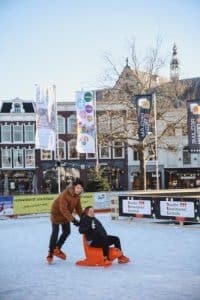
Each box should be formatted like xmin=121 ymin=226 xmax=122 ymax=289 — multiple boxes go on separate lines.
xmin=76 ymin=91 xmax=96 ymax=153
xmin=187 ymin=100 xmax=200 ymax=153
xmin=35 ymin=85 xmax=56 ymax=151
xmin=135 ymin=94 xmax=152 ymax=141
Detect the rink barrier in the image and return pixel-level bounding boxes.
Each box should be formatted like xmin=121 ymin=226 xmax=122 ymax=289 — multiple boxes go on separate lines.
xmin=118 ymin=195 xmax=200 ymax=223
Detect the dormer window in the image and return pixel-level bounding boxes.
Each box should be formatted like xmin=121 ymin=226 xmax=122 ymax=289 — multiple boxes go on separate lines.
xmin=10 ymin=100 xmax=25 ymax=113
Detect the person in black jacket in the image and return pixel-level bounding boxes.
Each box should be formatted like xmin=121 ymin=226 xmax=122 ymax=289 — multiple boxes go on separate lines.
xmin=79 ymin=206 xmax=130 ymax=264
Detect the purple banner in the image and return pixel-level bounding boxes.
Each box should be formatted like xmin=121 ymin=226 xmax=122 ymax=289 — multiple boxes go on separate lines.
xmin=187 ymin=100 xmax=200 ymax=153
xmin=135 ymin=94 xmax=152 ymax=141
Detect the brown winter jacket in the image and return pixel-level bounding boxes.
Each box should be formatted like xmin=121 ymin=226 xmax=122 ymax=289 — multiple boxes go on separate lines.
xmin=50 ymin=186 xmax=83 ymax=224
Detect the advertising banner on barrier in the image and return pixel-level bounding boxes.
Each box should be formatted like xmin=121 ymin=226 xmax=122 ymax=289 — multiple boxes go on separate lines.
xmin=155 ymin=197 xmax=198 ymax=222
xmin=94 ymin=192 xmax=110 ymax=209
xmin=119 ymin=196 xmax=153 ymax=218
xmin=0 ymin=196 xmax=14 ymax=216
xmin=13 ymin=193 xmax=94 ymax=215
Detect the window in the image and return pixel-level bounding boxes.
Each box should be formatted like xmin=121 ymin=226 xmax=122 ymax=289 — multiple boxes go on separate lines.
xmin=57 ymin=140 xmax=66 ymax=160
xmin=68 ymin=140 xmax=79 ymax=159
xmin=1 ymin=148 xmax=12 ymax=168
xmin=25 ymin=125 xmax=34 ymax=142
xmin=133 ymin=150 xmax=139 ymax=161
xmin=98 ymin=114 xmax=110 ymax=133
xmin=13 ymin=125 xmax=23 ymax=142
xmin=13 ymin=149 xmax=23 ymax=168
xmin=86 ymin=153 xmax=96 ymax=159
xmin=113 ymin=141 xmax=124 ymax=158
xmin=14 ymin=103 xmax=21 ymax=113
xmin=68 ymin=115 xmax=76 ymax=133
xmin=1 ymin=125 xmax=11 ymax=143
xmin=99 ymin=145 xmax=111 ymax=159
xmin=41 ymin=150 xmax=52 ymax=160
xmin=183 ymin=148 xmax=191 ymax=164
xmin=57 ymin=116 xmax=65 ymax=134
xmin=25 ymin=149 xmax=35 ymax=167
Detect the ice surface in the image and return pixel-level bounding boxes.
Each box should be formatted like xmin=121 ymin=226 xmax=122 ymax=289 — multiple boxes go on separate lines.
xmin=0 ymin=214 xmax=200 ymax=300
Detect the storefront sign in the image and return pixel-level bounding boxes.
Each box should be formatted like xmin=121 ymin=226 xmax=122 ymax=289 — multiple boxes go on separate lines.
xmin=160 ymin=200 xmax=195 ymax=218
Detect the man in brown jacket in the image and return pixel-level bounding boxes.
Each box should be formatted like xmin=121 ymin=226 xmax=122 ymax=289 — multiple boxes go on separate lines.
xmin=47 ymin=179 xmax=83 ymax=263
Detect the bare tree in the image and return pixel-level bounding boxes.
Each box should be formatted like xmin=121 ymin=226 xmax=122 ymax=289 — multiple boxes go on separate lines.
xmin=97 ymin=37 xmax=191 ymax=190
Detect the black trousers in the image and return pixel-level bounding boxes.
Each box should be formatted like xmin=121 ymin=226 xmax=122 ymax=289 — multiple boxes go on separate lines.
xmin=49 ymin=223 xmax=71 ymax=253
xmin=90 ymin=235 xmax=121 ymax=258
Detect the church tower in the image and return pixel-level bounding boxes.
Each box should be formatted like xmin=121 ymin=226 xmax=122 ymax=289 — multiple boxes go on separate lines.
xmin=170 ymin=44 xmax=180 ymax=81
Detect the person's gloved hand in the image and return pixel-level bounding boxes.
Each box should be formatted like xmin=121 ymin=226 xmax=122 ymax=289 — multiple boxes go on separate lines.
xmin=72 ymin=218 xmax=80 ymax=226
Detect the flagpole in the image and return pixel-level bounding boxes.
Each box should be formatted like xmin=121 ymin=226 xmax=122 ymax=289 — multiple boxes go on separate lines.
xmin=94 ymin=90 xmax=99 ymax=169
xmin=153 ymin=92 xmax=159 ymax=190
xmin=54 ymin=85 xmax=61 ymax=194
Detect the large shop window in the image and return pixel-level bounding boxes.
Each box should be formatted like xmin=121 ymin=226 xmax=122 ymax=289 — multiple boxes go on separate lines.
xmin=13 ymin=149 xmax=23 ymax=168
xmin=99 ymin=144 xmax=111 ymax=159
xmin=25 ymin=125 xmax=34 ymax=142
xmin=1 ymin=148 xmax=12 ymax=168
xmin=67 ymin=115 xmax=77 ymax=133
xmin=57 ymin=116 xmax=65 ymax=134
xmin=68 ymin=140 xmax=79 ymax=159
xmin=112 ymin=141 xmax=124 ymax=158
xmin=25 ymin=149 xmax=35 ymax=167
xmin=1 ymin=125 xmax=11 ymax=143
xmin=13 ymin=125 xmax=23 ymax=143
xmin=41 ymin=150 xmax=52 ymax=160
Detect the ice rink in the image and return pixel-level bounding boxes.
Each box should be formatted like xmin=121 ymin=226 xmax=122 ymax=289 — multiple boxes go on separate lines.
xmin=0 ymin=214 xmax=200 ymax=300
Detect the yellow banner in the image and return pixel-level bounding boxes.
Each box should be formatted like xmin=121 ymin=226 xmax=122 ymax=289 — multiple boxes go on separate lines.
xmin=14 ymin=193 xmax=94 ymax=215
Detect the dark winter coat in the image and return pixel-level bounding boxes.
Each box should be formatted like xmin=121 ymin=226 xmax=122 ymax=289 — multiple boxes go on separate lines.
xmin=79 ymin=215 xmax=107 ymax=242
xmin=50 ymin=186 xmax=83 ymax=224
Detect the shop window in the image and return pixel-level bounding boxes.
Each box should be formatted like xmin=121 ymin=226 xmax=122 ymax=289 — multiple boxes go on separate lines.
xmin=41 ymin=150 xmax=52 ymax=160
xmin=183 ymin=148 xmax=191 ymax=164
xmin=68 ymin=115 xmax=76 ymax=133
xmin=13 ymin=149 xmax=23 ymax=168
xmin=1 ymin=125 xmax=11 ymax=143
xmin=25 ymin=125 xmax=34 ymax=142
xmin=13 ymin=125 xmax=23 ymax=143
xmin=1 ymin=148 xmax=12 ymax=168
xmin=99 ymin=144 xmax=111 ymax=159
xmin=113 ymin=141 xmax=124 ymax=158
xmin=57 ymin=116 xmax=65 ymax=134
xmin=68 ymin=139 xmax=79 ymax=159
xmin=25 ymin=149 xmax=35 ymax=167
xmin=57 ymin=140 xmax=66 ymax=160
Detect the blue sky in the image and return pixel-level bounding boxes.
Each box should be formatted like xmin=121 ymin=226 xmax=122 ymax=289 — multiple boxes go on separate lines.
xmin=0 ymin=0 xmax=199 ymax=101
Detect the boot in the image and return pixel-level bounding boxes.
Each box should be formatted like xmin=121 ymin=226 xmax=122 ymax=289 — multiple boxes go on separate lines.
xmin=47 ymin=252 xmax=53 ymax=264
xmin=53 ymin=247 xmax=66 ymax=260
xmin=118 ymin=255 xmax=130 ymax=264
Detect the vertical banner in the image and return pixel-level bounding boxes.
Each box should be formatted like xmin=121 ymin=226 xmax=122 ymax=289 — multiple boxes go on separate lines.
xmin=35 ymin=85 xmax=56 ymax=151
xmin=135 ymin=94 xmax=152 ymax=140
xmin=187 ymin=100 xmax=200 ymax=153
xmin=76 ymin=91 xmax=96 ymax=153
